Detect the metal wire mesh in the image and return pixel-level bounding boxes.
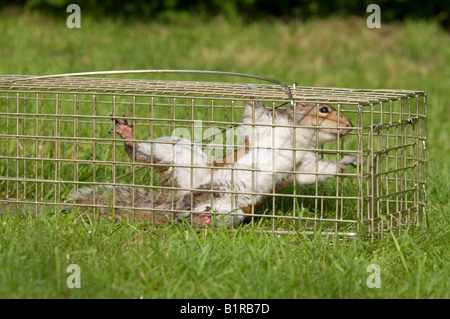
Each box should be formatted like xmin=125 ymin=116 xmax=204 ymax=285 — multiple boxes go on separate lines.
xmin=0 ymin=72 xmax=427 ymax=238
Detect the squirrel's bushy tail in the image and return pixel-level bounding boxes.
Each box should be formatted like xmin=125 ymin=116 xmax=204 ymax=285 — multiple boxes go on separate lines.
xmin=68 ymin=186 xmax=184 ymax=224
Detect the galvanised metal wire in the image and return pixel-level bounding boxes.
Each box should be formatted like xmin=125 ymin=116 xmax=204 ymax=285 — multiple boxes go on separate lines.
xmin=0 ymin=71 xmax=427 ymax=238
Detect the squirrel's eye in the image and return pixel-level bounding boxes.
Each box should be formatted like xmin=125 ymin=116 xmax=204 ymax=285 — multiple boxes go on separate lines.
xmin=319 ymin=106 xmax=329 ymax=113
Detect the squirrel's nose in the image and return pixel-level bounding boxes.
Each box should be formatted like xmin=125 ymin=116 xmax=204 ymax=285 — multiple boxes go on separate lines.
xmin=339 ymin=119 xmax=353 ymax=137
xmin=344 ymin=119 xmax=354 ymax=128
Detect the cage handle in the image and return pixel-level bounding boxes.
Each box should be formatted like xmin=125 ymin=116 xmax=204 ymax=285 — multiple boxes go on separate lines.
xmin=5 ymin=70 xmax=295 ymax=108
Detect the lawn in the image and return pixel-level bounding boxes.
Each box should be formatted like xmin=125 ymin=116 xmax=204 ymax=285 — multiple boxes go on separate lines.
xmin=0 ymin=10 xmax=448 ymax=299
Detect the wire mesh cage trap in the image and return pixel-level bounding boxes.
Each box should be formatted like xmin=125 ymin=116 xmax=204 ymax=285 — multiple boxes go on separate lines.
xmin=0 ymin=71 xmax=427 ymax=238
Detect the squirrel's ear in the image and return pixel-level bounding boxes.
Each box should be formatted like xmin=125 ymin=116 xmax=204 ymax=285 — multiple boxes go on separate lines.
xmin=295 ymin=102 xmax=314 ymax=114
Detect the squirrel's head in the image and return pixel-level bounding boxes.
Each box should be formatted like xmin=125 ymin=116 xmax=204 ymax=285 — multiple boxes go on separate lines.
xmin=295 ymin=102 xmax=353 ymax=143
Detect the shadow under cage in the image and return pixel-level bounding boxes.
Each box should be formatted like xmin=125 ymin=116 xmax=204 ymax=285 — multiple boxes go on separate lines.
xmin=0 ymin=71 xmax=427 ymax=238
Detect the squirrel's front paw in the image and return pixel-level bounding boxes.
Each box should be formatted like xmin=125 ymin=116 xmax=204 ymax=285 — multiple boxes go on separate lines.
xmin=339 ymin=155 xmax=360 ymax=171
xmin=108 ymin=113 xmax=134 ymax=144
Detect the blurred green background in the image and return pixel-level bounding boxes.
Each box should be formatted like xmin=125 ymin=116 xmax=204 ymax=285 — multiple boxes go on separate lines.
xmin=2 ymin=0 xmax=449 ymax=27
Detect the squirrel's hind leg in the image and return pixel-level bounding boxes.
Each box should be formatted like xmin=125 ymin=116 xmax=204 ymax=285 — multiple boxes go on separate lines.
xmin=195 ymin=204 xmax=245 ymax=227
xmin=194 ymin=213 xmax=213 ymax=226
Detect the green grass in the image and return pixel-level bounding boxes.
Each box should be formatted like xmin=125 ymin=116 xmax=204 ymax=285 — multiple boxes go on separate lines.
xmin=0 ymin=11 xmax=449 ymax=298
xmin=0 ymin=210 xmax=446 ymax=298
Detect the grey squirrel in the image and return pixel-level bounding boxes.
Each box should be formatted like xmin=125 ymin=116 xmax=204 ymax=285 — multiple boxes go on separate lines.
xmin=69 ymin=89 xmax=359 ymax=226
